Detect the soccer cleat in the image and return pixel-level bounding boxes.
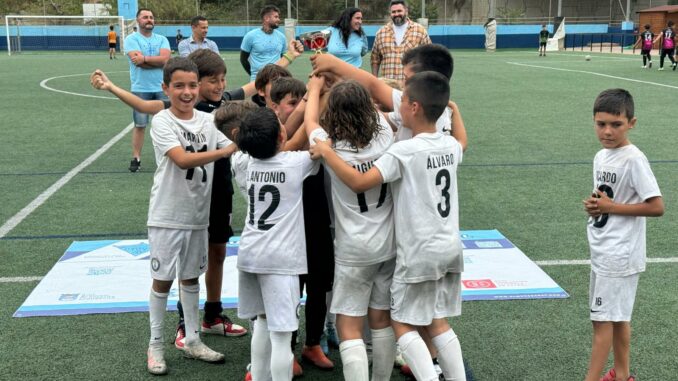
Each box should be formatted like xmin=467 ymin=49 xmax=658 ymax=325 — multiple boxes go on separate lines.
xmin=673 ymin=62 xmax=677 ymax=71
xmin=147 ymin=347 xmax=168 ymax=375
xmin=244 ymin=372 xmax=252 ymax=381
xmin=649 ymin=61 xmax=653 ymax=68
xmin=301 ymin=345 xmax=334 ymax=369
xmin=174 ymin=322 xmax=186 ymax=350
xmin=180 ymin=341 xmax=225 ymax=363
xmin=129 ymin=158 xmax=141 ymax=172
xmin=658 ymin=67 xmax=665 ymax=71
xmin=600 ymin=368 xmax=616 ymax=381
xmin=642 ymin=65 xmax=647 ymax=68
xmin=202 ymin=314 xmax=248 ymax=337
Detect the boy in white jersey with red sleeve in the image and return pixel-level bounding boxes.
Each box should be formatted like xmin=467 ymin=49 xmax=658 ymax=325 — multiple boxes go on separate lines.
xmin=311 ymin=71 xmax=468 ymax=381
xmin=583 ymin=89 xmax=663 ymax=381
xmin=145 ymin=57 xmax=237 ymax=375
xmin=236 ymin=107 xmax=320 ymax=381
xmin=305 ymin=75 xmax=397 ymax=381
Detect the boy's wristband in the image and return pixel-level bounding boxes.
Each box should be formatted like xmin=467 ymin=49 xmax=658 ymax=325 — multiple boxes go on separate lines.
xmin=283 ymin=52 xmax=295 ymax=63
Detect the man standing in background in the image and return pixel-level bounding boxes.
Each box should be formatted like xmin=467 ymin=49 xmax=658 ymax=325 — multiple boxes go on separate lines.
xmin=178 ymin=16 xmax=219 ymax=57
xmin=371 ymin=0 xmax=431 ymax=81
xmin=240 ymin=5 xmax=287 ymax=82
xmin=124 ymin=8 xmax=170 ymax=172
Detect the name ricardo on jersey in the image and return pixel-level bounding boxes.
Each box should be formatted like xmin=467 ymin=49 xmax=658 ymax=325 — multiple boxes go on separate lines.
xmin=181 ymin=130 xmax=207 ymax=143
xmin=596 ymin=170 xmax=617 ymax=184
xmin=249 ymin=170 xmax=286 ymax=183
xmin=427 ymin=153 xmax=455 ymax=170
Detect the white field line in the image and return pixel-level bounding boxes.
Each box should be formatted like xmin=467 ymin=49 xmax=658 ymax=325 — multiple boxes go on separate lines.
xmin=1 ymin=258 xmax=676 ymax=284
xmin=506 ymin=61 xmax=678 ymax=90
xmin=0 ymin=123 xmax=135 ymax=239
xmin=536 ymin=257 xmax=678 ymax=266
xmin=39 ymin=71 xmax=127 ymax=99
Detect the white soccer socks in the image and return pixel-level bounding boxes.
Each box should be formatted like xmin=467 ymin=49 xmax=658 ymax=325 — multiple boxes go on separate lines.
xmin=340 ymin=339 xmax=369 ymax=381
xmin=269 ymin=331 xmax=294 ymax=381
xmin=432 ymin=329 xmax=466 ymax=381
xmin=251 ymin=318 xmax=273 ymax=380
xmin=371 ymin=327 xmax=396 ymax=381
xmin=398 ymin=331 xmax=439 ymax=381
xmin=180 ymin=283 xmax=201 ymax=346
xmin=149 ymin=289 xmax=169 ymax=347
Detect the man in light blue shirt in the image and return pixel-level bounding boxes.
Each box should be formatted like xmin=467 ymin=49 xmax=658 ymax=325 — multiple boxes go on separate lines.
xmin=178 ymin=16 xmax=219 ymax=57
xmin=240 ymin=5 xmax=287 ymax=81
xmin=123 ymin=8 xmax=170 ymax=172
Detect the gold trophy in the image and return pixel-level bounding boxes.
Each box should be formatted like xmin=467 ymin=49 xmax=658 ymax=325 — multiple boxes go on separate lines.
xmin=299 ymin=29 xmax=331 ymax=54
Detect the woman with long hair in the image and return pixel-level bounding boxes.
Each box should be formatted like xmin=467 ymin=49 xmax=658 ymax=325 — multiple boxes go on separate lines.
xmin=327 ymin=7 xmax=369 ymax=67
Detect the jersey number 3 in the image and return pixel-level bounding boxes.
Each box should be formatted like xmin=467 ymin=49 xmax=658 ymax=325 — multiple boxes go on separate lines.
xmin=436 ymin=169 xmax=452 ymax=218
xmin=248 ymin=184 xmax=280 ymax=231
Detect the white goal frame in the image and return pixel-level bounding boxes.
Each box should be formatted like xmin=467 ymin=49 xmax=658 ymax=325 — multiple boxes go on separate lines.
xmin=5 ymin=15 xmax=125 ymax=56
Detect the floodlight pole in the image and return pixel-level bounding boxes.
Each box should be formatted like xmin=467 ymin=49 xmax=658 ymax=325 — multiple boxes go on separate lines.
xmin=558 ymin=0 xmax=562 ymax=17
xmin=287 ymin=0 xmax=291 ymax=19
xmin=626 ymin=0 xmax=631 ymax=21
xmin=422 ymin=0 xmax=426 ymax=18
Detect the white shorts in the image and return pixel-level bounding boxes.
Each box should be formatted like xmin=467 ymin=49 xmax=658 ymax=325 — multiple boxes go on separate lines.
xmin=589 ymin=271 xmax=639 ymax=322
xmin=237 ymin=271 xmax=301 ymax=332
xmin=148 ymin=227 xmax=208 ymax=281
xmin=330 ymin=259 xmax=395 ymax=317
xmin=390 ymin=273 xmax=461 ymax=326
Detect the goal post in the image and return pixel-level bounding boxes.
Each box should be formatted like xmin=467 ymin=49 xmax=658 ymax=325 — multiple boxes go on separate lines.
xmin=5 ymin=15 xmax=125 ymax=56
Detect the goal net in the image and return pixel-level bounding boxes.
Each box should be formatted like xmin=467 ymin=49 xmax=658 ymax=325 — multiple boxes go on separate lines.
xmin=5 ymin=15 xmax=125 ymax=55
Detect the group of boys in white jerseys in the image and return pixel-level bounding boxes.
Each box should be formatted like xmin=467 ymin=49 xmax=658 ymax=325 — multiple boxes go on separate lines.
xmin=90 ymin=25 xmax=664 ymax=381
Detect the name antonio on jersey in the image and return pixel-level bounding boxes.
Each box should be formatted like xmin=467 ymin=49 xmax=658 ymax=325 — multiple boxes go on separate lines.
xmin=427 ymin=153 xmax=455 ymax=170
xmin=249 ymin=171 xmax=286 ymax=183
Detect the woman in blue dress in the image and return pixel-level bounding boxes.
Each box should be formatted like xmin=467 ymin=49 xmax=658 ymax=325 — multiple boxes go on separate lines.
xmin=327 ymin=7 xmax=369 ymax=68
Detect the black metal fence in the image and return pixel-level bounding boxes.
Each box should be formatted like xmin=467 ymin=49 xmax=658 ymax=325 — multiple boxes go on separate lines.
xmin=565 ymin=33 xmax=638 ymax=53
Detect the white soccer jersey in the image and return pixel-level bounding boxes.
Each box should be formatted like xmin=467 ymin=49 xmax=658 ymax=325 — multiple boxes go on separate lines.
xmin=388 ymin=89 xmax=452 ymax=142
xmin=587 ymin=144 xmax=661 ymax=277
xmin=237 ymin=151 xmax=320 ymax=275
xmin=231 ymin=151 xmax=250 ymax=201
xmin=148 ymin=109 xmax=230 ymax=229
xmin=374 ymin=132 xmax=464 ymax=283
xmin=309 ymin=114 xmax=396 ymax=266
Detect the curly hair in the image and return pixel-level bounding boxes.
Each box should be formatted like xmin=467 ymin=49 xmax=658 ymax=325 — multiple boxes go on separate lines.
xmin=331 ymin=7 xmax=365 ymax=48
xmin=322 ymin=80 xmax=380 ymax=149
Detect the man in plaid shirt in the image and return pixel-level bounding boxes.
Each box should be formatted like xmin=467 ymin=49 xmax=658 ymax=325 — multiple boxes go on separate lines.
xmin=371 ymin=0 xmax=432 ymax=81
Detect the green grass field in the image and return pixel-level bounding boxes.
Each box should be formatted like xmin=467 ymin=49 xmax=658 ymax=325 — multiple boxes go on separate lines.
xmin=1 ymin=49 xmax=677 ymax=380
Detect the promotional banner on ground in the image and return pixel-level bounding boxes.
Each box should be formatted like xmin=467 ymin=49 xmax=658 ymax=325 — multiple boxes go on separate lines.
xmin=14 ymin=230 xmax=568 ymax=317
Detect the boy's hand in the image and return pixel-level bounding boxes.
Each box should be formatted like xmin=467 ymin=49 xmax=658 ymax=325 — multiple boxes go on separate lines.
xmin=307 ymin=74 xmax=326 ymax=92
xmin=583 ymin=190 xmax=613 ymax=217
xmin=287 ymin=40 xmax=304 ymax=57
xmin=90 ymin=70 xmax=112 ymax=90
xmin=310 ymin=53 xmax=340 ymax=76
xmin=309 ymin=137 xmax=332 ymax=159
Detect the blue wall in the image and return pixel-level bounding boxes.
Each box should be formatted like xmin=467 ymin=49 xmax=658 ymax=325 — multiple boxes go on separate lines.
xmin=1 ymin=23 xmax=629 ymax=51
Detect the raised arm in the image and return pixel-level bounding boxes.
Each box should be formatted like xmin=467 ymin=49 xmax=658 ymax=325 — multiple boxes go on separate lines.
xmin=448 ymin=101 xmax=468 ymax=152
xmin=310 ymin=53 xmax=395 ymax=111
xmin=304 ymin=75 xmax=325 ymax=136
xmin=309 ymin=138 xmax=383 ymax=193
xmin=275 ymin=40 xmax=304 ymax=69
xmin=90 ymin=69 xmax=164 ymax=114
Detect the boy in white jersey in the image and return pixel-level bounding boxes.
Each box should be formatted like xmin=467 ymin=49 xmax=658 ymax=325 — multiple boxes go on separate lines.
xmin=583 ymin=89 xmax=663 ymax=381
xmin=305 ymin=75 xmax=397 ymax=381
xmin=311 ymin=72 xmax=468 ymax=381
xmin=145 ymin=57 xmax=237 ymax=375
xmin=236 ymin=108 xmax=320 ymax=381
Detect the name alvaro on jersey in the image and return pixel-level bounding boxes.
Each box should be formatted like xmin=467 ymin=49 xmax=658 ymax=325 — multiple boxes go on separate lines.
xmin=427 ymin=153 xmax=455 ymax=170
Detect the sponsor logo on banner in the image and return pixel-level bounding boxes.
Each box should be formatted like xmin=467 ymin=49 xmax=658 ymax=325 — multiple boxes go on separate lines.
xmin=87 ymin=267 xmax=114 ymax=276
xmin=58 ymin=294 xmax=80 ymax=301
xmin=462 ymin=279 xmax=497 ymax=289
